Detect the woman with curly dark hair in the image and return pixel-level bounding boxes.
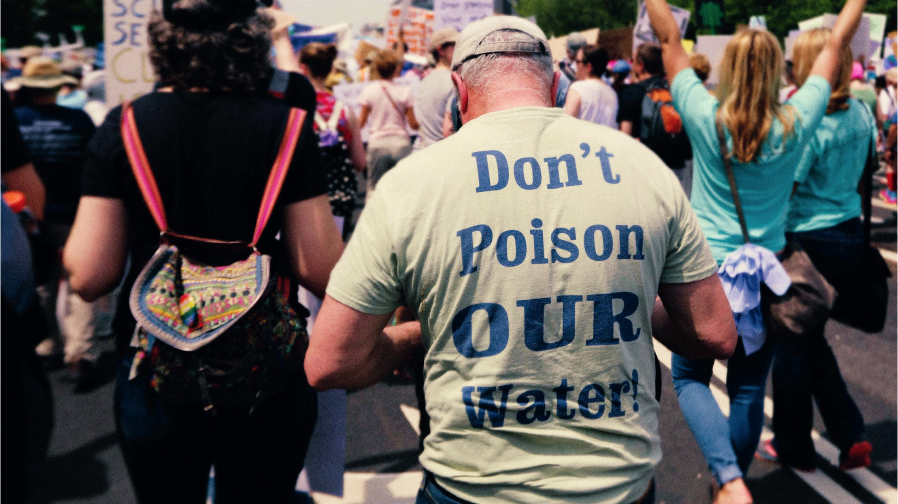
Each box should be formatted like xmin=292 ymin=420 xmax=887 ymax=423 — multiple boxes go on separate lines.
xmin=63 ymin=1 xmax=343 ymax=502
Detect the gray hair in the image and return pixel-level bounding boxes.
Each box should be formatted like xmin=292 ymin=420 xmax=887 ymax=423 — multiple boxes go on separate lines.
xmin=456 ymin=30 xmax=554 ymax=103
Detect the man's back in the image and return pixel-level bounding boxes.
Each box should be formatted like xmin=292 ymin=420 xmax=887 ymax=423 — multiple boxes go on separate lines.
xmin=15 ymin=104 xmax=95 ymax=224
xmin=327 ymin=106 xmax=717 ymax=503
xmin=414 ymin=68 xmax=455 ymax=148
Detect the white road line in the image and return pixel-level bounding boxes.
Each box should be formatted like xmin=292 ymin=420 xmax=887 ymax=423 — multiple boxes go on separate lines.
xmin=654 ymin=341 xmax=897 ymax=504
xmin=312 ymin=472 xmax=421 ymax=504
xmin=872 ymin=198 xmax=896 ymax=211
xmin=400 ymin=404 xmax=422 ymax=436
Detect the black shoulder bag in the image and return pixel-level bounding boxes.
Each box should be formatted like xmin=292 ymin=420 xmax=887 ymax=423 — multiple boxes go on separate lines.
xmin=829 ymin=123 xmax=892 ymax=333
xmin=716 ymin=119 xmax=836 ymax=343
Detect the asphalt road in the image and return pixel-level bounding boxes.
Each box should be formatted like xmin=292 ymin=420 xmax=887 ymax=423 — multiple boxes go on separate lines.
xmin=25 ymin=203 xmax=898 ymax=504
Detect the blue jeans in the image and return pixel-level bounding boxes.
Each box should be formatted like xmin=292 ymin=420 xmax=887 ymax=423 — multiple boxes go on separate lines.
xmin=114 ymin=355 xmax=317 ymax=504
xmin=671 ymin=337 xmax=777 ymax=485
xmin=771 ymin=219 xmax=866 ymax=466
xmin=415 ymin=471 xmax=656 ymax=504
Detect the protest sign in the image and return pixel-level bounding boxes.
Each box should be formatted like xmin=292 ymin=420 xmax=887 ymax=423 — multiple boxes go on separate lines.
xmin=694 ymin=35 xmax=732 ymax=86
xmin=598 ymin=27 xmax=634 ymax=61
xmin=634 ymin=2 xmax=690 ymax=51
xmin=386 ymin=5 xmax=435 ymax=55
xmin=797 ymin=15 xmax=825 ymax=31
xmin=749 ymin=16 xmax=767 ymax=30
xmin=547 ymin=28 xmax=600 ymax=62
xmin=864 ymin=13 xmax=887 ymax=59
xmin=823 ymin=13 xmax=871 ymax=59
xmin=695 ymin=0 xmax=724 ymax=33
xmin=434 ymin=0 xmax=494 ymax=32
xmin=104 ymin=0 xmax=160 ymax=107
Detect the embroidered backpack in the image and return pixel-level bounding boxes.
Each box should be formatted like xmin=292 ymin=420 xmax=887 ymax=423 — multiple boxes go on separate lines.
xmin=313 ymin=100 xmax=357 ymax=219
xmin=122 ymin=104 xmax=310 ymax=414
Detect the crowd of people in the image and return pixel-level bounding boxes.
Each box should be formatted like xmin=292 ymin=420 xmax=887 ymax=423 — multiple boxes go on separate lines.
xmin=3 ymin=0 xmax=896 ymax=503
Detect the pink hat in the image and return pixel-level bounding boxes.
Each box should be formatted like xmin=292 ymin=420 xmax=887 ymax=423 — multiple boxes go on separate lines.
xmin=851 ymin=62 xmax=864 ymax=80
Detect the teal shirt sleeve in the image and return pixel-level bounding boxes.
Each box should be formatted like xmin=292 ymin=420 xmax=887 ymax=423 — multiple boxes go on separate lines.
xmin=794 ymin=138 xmax=817 ymax=184
xmin=671 ymin=68 xmax=719 ymax=158
xmin=326 ymin=188 xmax=404 ymax=314
xmin=785 ymin=76 xmax=832 ymax=147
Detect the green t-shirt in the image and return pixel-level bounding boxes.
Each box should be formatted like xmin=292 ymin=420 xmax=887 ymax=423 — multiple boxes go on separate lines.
xmin=327 ymin=107 xmax=717 ymax=504
xmin=671 ymin=69 xmax=831 ymax=263
xmin=788 ymin=98 xmax=877 ymax=233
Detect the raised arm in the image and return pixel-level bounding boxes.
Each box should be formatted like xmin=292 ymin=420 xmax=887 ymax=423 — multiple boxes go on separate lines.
xmin=305 ymin=295 xmax=422 ymax=390
xmin=652 ymin=273 xmax=737 ymax=359
xmin=644 ymin=0 xmax=691 ymax=80
xmin=809 ymin=0 xmax=867 ymax=86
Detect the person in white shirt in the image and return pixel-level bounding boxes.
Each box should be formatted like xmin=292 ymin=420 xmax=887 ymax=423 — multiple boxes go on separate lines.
xmin=564 ymin=44 xmax=619 ymax=128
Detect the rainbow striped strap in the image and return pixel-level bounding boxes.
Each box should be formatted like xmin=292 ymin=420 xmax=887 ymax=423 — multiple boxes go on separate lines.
xmin=120 ymin=104 xmax=307 ymax=246
xmin=252 ymin=107 xmax=306 ymax=246
xmin=122 ymin=103 xmax=168 ymax=232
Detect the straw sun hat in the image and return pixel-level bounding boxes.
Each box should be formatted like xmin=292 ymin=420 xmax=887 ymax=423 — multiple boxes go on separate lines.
xmin=9 ymin=56 xmax=79 ymax=89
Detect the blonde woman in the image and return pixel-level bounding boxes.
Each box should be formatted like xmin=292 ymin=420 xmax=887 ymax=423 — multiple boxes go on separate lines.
xmin=644 ymin=0 xmax=867 ymax=502
xmin=761 ymin=27 xmax=875 ymax=473
xmin=357 ymin=49 xmax=419 ymax=193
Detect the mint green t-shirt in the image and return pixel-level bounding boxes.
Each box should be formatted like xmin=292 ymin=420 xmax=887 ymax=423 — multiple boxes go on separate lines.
xmin=671 ymin=69 xmax=831 ymax=263
xmin=327 ymin=107 xmax=717 ymax=504
xmin=787 ymin=98 xmax=877 ymax=233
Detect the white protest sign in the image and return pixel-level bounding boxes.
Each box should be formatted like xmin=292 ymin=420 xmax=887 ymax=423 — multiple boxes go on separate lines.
xmin=797 ymin=15 xmax=825 ymax=32
xmin=864 ymin=13 xmax=887 ymax=59
xmin=434 ymin=0 xmax=494 ymax=32
xmin=694 ymin=35 xmax=732 ymax=86
xmin=785 ymin=30 xmax=801 ymax=60
xmin=633 ymin=2 xmax=690 ymax=51
xmin=749 ymin=16 xmax=767 ymax=30
xmin=822 ymin=13 xmax=871 ymax=59
xmin=104 ymin=0 xmax=160 ymax=107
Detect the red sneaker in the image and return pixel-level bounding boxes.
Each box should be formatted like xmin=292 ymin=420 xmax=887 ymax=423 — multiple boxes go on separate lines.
xmin=839 ymin=441 xmax=873 ymax=470
xmin=755 ymin=439 xmax=779 ymax=463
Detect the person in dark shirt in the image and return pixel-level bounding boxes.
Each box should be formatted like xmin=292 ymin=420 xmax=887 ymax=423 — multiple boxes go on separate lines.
xmin=9 ymin=57 xmax=100 ymax=382
xmin=616 ymin=42 xmax=693 ymax=195
xmin=63 ymin=2 xmax=343 ymax=502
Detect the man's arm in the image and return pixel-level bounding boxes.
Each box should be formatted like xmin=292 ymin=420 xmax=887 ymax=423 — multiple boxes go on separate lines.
xmin=305 ymin=295 xmax=422 ymax=391
xmin=619 ymin=120 xmax=634 ymax=137
xmin=652 ymin=273 xmax=737 ymax=359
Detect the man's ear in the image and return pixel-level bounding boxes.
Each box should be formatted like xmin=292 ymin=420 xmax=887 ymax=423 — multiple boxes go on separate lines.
xmin=451 ymin=71 xmax=468 ymax=115
xmin=551 ymin=71 xmax=561 ymax=108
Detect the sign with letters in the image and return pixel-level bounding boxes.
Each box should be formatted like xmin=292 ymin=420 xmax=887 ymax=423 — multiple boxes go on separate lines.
xmin=386 ymin=6 xmax=435 ymax=56
xmin=633 ymin=2 xmax=690 ymax=51
xmin=434 ymin=0 xmax=495 ymax=32
xmin=104 ymin=0 xmax=161 ymax=108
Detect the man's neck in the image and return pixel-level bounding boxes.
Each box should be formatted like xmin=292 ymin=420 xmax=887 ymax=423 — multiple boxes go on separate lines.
xmin=467 ymin=88 xmax=550 ymax=121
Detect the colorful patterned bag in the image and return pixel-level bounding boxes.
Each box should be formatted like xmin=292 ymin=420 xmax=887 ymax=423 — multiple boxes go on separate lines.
xmin=313 ymin=100 xmax=358 ymax=219
xmin=122 ymin=104 xmax=309 ymax=413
